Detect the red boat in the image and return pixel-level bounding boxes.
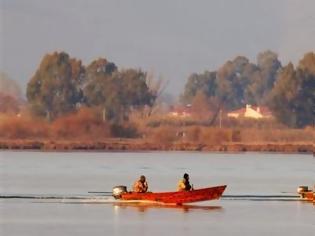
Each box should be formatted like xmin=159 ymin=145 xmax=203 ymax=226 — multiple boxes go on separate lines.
xmin=297 ymin=186 xmax=314 ymax=203
xmin=301 ymin=191 xmax=314 ymax=202
xmin=119 ymin=185 xmax=227 ymax=204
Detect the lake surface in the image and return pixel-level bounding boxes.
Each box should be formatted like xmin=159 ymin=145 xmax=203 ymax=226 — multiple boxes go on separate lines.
xmin=0 ymin=151 xmax=314 ymax=236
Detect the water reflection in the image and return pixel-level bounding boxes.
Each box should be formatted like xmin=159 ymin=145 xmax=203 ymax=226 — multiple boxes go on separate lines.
xmin=112 ymin=202 xmax=222 ymax=213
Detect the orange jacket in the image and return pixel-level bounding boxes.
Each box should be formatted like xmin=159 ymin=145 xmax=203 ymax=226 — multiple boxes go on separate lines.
xmin=132 ymin=180 xmax=148 ymax=193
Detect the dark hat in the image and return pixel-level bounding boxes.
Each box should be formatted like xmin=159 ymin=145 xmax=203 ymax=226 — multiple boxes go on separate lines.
xmin=183 ymin=173 xmax=189 ymax=179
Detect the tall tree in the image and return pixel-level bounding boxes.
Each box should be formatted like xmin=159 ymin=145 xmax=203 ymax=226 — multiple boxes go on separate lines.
xmin=243 ymin=63 xmax=263 ymax=105
xmin=268 ymin=63 xmax=298 ymax=127
xmin=119 ymin=69 xmax=156 ymax=108
xmin=294 ymin=52 xmax=315 ymax=127
xmin=256 ymin=50 xmax=282 ymax=102
xmin=181 ymin=71 xmax=217 ymax=104
xmin=27 ymin=52 xmax=84 ymax=120
xmin=216 ymin=56 xmax=251 ymax=110
xmin=269 ymin=52 xmax=315 ymax=127
xmin=84 ymin=61 xmax=155 ymax=122
xmin=182 ymin=52 xmax=282 ymax=111
xmin=84 ymin=58 xmax=117 ymax=106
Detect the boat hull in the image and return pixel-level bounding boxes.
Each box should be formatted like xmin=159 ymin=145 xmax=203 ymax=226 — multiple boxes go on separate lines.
xmin=300 ymin=191 xmax=314 ymax=202
xmin=120 ymin=185 xmax=227 ymax=204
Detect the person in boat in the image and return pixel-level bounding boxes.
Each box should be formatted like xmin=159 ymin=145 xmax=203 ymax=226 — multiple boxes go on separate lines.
xmin=177 ymin=173 xmax=193 ymax=191
xmin=132 ymin=175 xmax=148 ymax=193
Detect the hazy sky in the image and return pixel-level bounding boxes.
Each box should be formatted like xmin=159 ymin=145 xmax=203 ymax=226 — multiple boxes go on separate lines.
xmin=1 ymin=0 xmax=315 ymax=95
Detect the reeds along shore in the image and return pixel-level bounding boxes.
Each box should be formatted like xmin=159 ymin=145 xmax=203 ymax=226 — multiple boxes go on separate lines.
xmin=0 ymin=111 xmax=315 ymax=153
xmin=0 ymin=139 xmax=314 ymax=153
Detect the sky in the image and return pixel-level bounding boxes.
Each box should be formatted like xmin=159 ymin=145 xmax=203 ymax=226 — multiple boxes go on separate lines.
xmin=1 ymin=0 xmax=315 ymax=96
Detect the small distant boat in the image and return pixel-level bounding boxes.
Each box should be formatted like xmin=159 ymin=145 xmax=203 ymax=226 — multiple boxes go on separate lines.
xmin=297 ymin=186 xmax=314 ymax=202
xmin=113 ymin=185 xmax=227 ymax=204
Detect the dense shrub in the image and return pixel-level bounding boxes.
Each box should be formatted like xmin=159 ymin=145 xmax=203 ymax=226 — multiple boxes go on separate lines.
xmin=0 ymin=114 xmax=48 ymax=139
xmin=51 ymin=107 xmax=110 ymax=140
xmin=110 ymin=123 xmax=139 ymax=138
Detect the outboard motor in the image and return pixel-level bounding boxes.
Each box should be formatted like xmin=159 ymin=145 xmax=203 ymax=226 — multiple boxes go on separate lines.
xmin=297 ymin=186 xmax=308 ymax=194
xmin=297 ymin=186 xmax=309 ymax=198
xmin=112 ymin=185 xmax=127 ymax=199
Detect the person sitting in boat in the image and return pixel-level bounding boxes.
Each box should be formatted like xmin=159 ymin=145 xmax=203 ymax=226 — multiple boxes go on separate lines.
xmin=177 ymin=173 xmax=193 ymax=191
xmin=132 ymin=175 xmax=148 ymax=193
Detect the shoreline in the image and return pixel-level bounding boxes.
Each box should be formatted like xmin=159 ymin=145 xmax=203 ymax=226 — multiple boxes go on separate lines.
xmin=0 ymin=139 xmax=314 ymax=154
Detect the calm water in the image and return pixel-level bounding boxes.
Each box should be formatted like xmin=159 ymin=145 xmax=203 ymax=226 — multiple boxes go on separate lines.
xmin=0 ymin=151 xmax=314 ymax=236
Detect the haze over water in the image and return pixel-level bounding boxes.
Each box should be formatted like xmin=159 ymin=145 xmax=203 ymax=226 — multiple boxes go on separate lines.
xmin=2 ymin=0 xmax=315 ymax=94
xmin=0 ymin=151 xmax=314 ymax=236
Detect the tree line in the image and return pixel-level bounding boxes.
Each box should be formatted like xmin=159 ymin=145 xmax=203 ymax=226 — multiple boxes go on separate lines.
xmin=2 ymin=50 xmax=315 ymax=129
xmin=181 ymin=51 xmax=315 ymax=128
xmin=26 ymin=52 xmax=157 ymax=123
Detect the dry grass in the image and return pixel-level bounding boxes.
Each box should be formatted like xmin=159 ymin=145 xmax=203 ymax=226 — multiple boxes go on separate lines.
xmin=140 ymin=114 xmax=315 ymax=144
xmin=183 ymin=127 xmax=233 ymax=145
xmin=0 ymin=107 xmax=111 ymax=140
xmin=51 ymin=107 xmax=111 ymax=140
xmin=0 ymin=114 xmax=49 ymax=139
xmin=240 ymin=128 xmax=315 ymax=143
xmin=144 ymin=124 xmax=315 ymax=145
xmin=147 ymin=125 xmax=179 ymax=144
xmin=0 ymin=108 xmax=314 ymax=144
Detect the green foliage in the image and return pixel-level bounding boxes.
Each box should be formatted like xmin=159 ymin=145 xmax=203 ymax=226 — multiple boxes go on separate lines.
xmin=84 ymin=59 xmax=156 ymax=123
xmin=118 ymin=69 xmax=156 ymax=108
xmin=182 ymin=51 xmax=282 ymax=111
xmin=84 ymin=58 xmax=118 ymax=107
xmin=268 ymin=63 xmax=298 ymax=127
xmin=216 ymin=56 xmax=252 ymax=109
xmin=26 ymin=52 xmax=156 ymax=125
xmin=181 ymin=71 xmax=217 ymax=104
xmin=269 ymin=52 xmax=315 ymax=127
xmin=181 ymin=50 xmax=314 ymax=128
xmin=26 ymin=52 xmax=84 ymax=120
xmin=256 ymin=50 xmax=282 ymax=102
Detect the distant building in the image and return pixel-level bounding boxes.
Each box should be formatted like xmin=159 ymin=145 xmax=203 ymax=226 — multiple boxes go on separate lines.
xmin=227 ymin=104 xmax=273 ymax=119
xmin=169 ymin=104 xmax=192 ymax=118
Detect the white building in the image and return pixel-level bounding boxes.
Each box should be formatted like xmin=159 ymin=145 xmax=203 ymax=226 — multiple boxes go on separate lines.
xmin=227 ymin=104 xmax=273 ymax=119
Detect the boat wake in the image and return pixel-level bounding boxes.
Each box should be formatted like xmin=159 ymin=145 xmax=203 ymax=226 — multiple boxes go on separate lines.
xmin=0 ymin=193 xmax=302 ymax=202
xmin=221 ymin=194 xmax=301 ymax=201
xmin=0 ymin=193 xmax=114 ymax=203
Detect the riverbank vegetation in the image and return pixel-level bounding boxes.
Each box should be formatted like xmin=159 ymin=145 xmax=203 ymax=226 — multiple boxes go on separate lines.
xmin=0 ymin=50 xmax=315 ymax=152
